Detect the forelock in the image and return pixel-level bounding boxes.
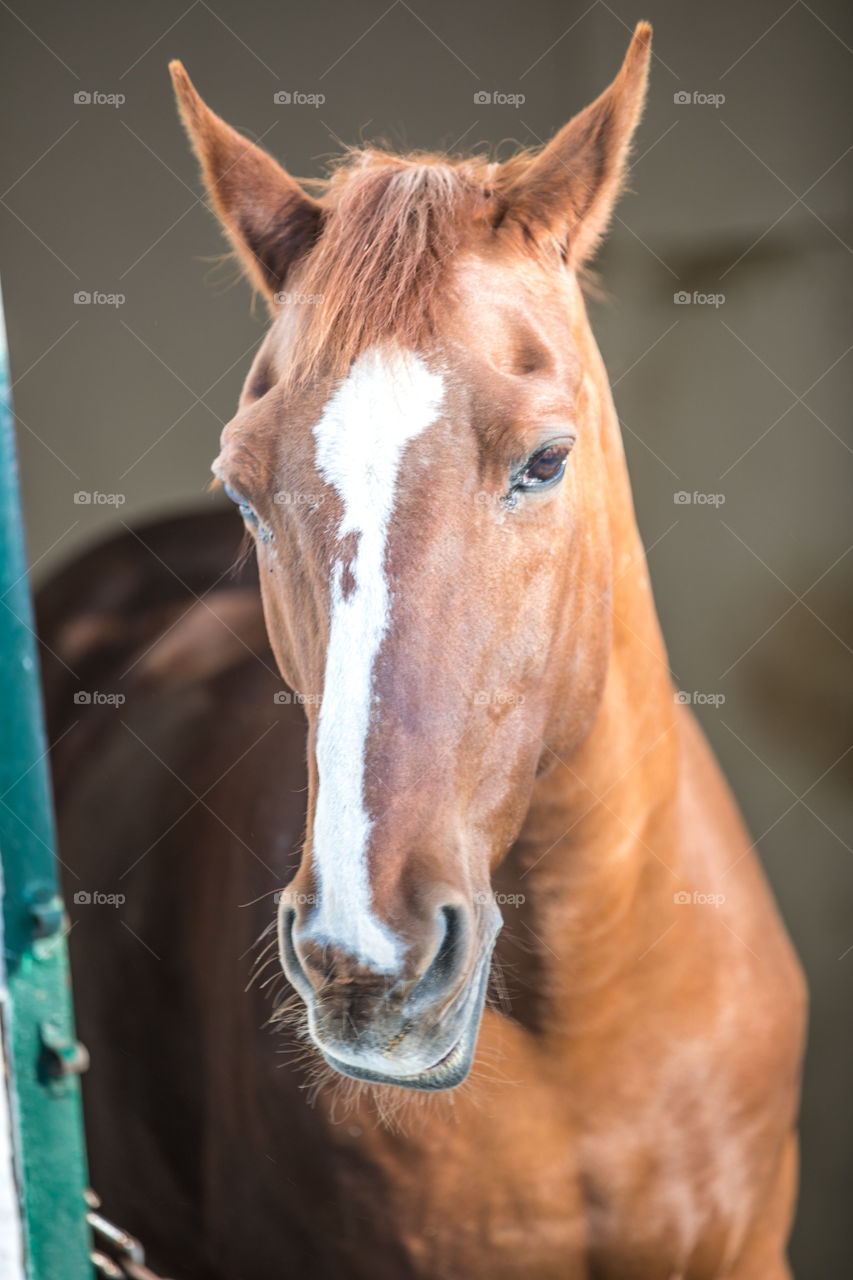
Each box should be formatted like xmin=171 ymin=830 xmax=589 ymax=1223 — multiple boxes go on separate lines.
xmin=279 ymin=150 xmax=508 ymax=387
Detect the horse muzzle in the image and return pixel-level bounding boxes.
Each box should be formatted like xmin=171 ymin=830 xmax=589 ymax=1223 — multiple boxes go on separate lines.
xmin=278 ymin=897 xmax=500 ymax=1090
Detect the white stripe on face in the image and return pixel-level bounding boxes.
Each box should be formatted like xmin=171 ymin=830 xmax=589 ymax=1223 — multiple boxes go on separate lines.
xmin=309 ymin=348 xmax=445 ymax=972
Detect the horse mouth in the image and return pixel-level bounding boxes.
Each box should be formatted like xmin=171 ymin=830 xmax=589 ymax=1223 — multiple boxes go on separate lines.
xmin=316 ymin=956 xmax=491 ymax=1092
xmin=321 ymin=1033 xmax=468 ymax=1090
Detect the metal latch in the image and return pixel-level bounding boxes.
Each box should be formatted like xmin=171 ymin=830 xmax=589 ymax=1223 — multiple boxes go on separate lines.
xmin=87 ymin=1190 xmax=177 ymax=1280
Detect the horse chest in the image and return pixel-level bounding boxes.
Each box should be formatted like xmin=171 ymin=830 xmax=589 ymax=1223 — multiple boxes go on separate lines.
xmin=235 ymin=1094 xmax=718 ymax=1280
xmin=329 ymin=1124 xmax=589 ymax=1280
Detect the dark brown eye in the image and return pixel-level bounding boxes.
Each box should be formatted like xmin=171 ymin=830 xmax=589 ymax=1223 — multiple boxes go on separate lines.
xmin=517 ymin=445 xmax=569 ymax=490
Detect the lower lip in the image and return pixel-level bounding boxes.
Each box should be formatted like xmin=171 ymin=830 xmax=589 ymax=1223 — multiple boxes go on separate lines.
xmin=322 ymin=1034 xmax=466 ymax=1088
xmin=419 ymin=1037 xmax=464 ymax=1077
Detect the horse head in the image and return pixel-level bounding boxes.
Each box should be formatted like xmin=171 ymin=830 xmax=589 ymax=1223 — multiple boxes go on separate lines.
xmin=171 ymin=24 xmax=651 ymax=1088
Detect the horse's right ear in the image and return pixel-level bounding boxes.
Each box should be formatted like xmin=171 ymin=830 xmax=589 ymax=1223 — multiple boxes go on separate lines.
xmin=169 ymin=62 xmax=322 ymax=306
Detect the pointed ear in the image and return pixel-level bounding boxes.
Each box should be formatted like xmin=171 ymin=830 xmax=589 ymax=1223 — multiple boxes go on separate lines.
xmin=169 ymin=61 xmax=323 ymax=304
xmin=503 ymin=22 xmax=652 ymax=264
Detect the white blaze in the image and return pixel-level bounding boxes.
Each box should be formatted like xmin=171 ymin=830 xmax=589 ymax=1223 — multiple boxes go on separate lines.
xmin=309 ymin=347 xmax=445 ymax=971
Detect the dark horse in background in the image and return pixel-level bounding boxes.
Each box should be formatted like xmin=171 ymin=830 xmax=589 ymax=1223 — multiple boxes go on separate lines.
xmin=38 ymin=25 xmax=805 ymax=1279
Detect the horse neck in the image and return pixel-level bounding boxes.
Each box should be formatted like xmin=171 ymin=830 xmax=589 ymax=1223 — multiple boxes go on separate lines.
xmin=500 ymin=320 xmax=682 ymax=999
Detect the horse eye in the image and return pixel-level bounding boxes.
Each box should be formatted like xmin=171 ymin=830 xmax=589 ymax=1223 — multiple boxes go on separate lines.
xmin=516 ymin=445 xmax=569 ymax=491
xmin=224 ymin=482 xmax=258 ymax=523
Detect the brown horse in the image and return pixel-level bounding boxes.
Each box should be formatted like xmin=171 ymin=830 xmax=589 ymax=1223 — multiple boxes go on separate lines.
xmin=40 ymin=23 xmax=806 ymax=1279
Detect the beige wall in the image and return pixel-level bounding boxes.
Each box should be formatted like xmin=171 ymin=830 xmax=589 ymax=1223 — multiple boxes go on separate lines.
xmin=2 ymin=0 xmax=851 ymax=1269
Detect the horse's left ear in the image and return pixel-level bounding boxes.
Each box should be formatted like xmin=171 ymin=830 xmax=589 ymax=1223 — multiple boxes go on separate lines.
xmin=503 ymin=22 xmax=652 ymax=264
xmin=169 ymin=61 xmax=322 ymax=305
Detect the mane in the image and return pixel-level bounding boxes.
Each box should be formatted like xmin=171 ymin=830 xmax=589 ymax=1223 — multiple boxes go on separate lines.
xmin=281 ymin=146 xmax=539 ymax=387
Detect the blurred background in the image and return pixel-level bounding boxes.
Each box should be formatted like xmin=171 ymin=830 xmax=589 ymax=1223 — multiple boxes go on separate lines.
xmin=2 ymin=0 xmax=850 ymax=1270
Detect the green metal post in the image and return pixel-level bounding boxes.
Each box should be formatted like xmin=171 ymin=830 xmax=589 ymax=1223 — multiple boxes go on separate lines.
xmin=0 ymin=290 xmax=93 ymax=1278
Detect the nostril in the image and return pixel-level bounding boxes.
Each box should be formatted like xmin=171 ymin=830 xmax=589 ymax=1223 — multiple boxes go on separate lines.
xmin=431 ymin=905 xmax=463 ymax=987
xmin=278 ymin=906 xmax=313 ymax=999
xmin=407 ymin=904 xmax=469 ymax=1012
